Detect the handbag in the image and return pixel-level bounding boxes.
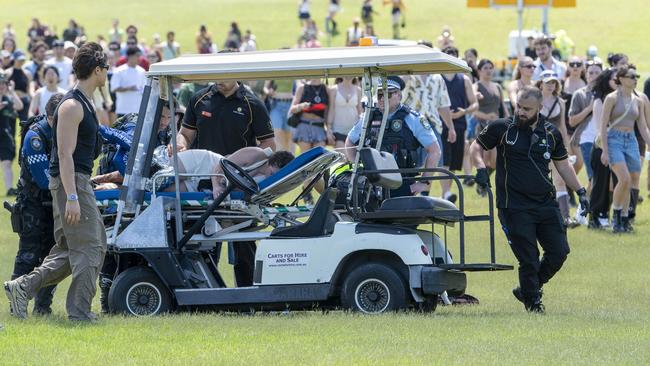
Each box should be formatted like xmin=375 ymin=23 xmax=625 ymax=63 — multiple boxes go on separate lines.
xmin=594 ymin=94 xmax=634 ymax=149
xmin=287 ymin=111 xmax=302 ymax=128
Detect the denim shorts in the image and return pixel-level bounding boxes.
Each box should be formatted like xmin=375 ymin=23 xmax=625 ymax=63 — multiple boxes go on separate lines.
xmin=466 ymin=115 xmax=479 ymax=140
xmin=607 ymin=129 xmax=641 ymax=173
xmin=269 ymin=99 xmax=292 ymax=131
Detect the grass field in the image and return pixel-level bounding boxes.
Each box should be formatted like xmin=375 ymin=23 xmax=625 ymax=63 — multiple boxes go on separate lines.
xmin=2 ymin=1 xmax=650 ymax=364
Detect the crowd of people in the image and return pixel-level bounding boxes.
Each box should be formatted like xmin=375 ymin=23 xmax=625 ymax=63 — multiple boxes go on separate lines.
xmin=2 ymin=7 xmax=650 ymax=319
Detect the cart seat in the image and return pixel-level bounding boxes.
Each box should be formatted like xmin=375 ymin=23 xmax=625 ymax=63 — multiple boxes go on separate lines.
xmin=358 ymin=196 xmax=461 ymax=225
xmin=269 ymin=188 xmax=337 ymax=238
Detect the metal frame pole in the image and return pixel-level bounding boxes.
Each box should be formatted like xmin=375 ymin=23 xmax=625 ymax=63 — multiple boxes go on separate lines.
xmin=167 ymin=77 xmax=183 ymax=242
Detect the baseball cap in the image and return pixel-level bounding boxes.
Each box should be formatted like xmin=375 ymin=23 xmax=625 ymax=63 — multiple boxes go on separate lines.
xmin=540 ymin=70 xmax=560 ymax=83
xmin=13 ymin=50 xmax=26 ymax=61
xmin=52 ymin=40 xmax=65 ymax=47
xmin=64 ymin=41 xmax=78 ymax=50
xmin=377 ymin=76 xmax=405 ymax=92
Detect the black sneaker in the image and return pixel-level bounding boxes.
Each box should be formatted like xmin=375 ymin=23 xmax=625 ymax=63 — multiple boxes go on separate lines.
xmin=6 ymin=188 xmax=18 ymax=196
xmin=512 ymin=287 xmax=524 ymax=304
xmin=526 ymin=301 xmax=545 ymax=314
xmin=463 ymin=177 xmax=475 ymax=187
xmin=33 ymin=306 xmax=52 ymax=316
xmin=476 ymin=185 xmax=487 ymax=197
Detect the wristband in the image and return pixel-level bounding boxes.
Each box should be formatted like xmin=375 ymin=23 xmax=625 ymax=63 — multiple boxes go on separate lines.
xmin=67 ymin=193 xmax=78 ymax=201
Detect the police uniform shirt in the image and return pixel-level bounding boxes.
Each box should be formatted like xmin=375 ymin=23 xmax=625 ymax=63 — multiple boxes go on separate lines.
xmin=182 ymin=84 xmax=274 ymax=155
xmin=476 ymin=116 xmax=568 ymax=209
xmin=21 ymin=118 xmax=53 ymax=190
xmin=347 ymin=104 xmax=439 ymax=148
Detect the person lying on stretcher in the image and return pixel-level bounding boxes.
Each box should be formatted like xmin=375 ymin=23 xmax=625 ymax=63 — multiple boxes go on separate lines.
xmin=158 ymin=147 xmax=294 ymax=198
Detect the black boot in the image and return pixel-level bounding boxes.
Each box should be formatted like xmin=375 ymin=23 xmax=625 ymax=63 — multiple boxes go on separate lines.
xmin=622 ymin=215 xmax=634 ymax=233
xmin=629 ymin=189 xmax=640 ymax=220
xmin=612 ymin=209 xmax=625 ymax=233
xmin=99 ymin=274 xmax=113 ymax=314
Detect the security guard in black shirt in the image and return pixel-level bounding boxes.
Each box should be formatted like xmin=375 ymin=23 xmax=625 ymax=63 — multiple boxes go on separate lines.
xmin=175 ymin=80 xmax=275 ymax=287
xmin=470 ymin=86 xmax=588 ymax=313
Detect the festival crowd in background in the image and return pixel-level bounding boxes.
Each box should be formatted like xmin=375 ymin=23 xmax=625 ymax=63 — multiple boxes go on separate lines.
xmin=2 ymin=0 xmax=650 ymax=235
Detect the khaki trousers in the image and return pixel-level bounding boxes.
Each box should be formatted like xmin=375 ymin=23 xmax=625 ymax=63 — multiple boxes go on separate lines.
xmin=18 ymin=173 xmax=106 ymax=320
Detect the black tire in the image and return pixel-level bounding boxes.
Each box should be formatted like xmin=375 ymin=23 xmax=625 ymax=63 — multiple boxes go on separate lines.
xmin=340 ymin=263 xmax=408 ymax=314
xmin=108 ymin=267 xmax=173 ymax=316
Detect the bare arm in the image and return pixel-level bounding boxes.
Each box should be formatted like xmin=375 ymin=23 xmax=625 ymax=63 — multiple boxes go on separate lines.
xmin=326 ymin=86 xmax=336 ymax=130
xmin=28 ymin=91 xmax=40 ymax=117
xmin=464 ymin=76 xmax=478 ymax=114
xmin=558 ymin=101 xmax=571 ymax=149
xmin=470 ymin=140 xmax=486 ymax=169
xmin=344 ymin=136 xmax=356 ymax=161
xmin=599 ymin=95 xmax=616 ymax=158
xmin=356 ymin=86 xmax=363 ymax=115
xmin=635 ymin=97 xmax=650 ymax=146
xmin=289 ymin=84 xmax=306 ymax=114
xmin=258 ymin=138 xmax=276 ymax=151
xmin=175 ymin=126 xmax=196 ymax=152
xmin=553 ymin=158 xmax=582 ymax=191
xmin=56 ymin=99 xmax=84 ymax=224
xmin=508 ymin=82 xmax=519 ymax=108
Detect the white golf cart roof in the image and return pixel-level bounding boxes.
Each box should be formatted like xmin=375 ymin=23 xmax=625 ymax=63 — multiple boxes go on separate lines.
xmin=147 ymin=45 xmax=470 ymax=82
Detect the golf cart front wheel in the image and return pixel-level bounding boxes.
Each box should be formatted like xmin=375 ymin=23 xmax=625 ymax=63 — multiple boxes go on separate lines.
xmin=108 ymin=267 xmax=173 ymax=316
xmin=341 ymin=263 xmax=407 ymax=314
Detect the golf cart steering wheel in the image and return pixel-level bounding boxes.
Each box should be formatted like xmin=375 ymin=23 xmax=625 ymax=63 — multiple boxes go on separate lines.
xmin=220 ymin=158 xmax=260 ymax=195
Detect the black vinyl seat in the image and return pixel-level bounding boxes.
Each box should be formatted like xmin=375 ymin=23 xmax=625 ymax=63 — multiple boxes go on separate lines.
xmin=270 ymin=189 xmax=338 ymax=238
xmin=358 ymin=196 xmax=461 ymax=225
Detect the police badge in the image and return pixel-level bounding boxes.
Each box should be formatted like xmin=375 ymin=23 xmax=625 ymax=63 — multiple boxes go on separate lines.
xmin=391 ymin=119 xmax=403 ymax=132
xmin=30 ymin=136 xmax=43 ymax=151
xmin=419 ymin=116 xmax=431 ymax=130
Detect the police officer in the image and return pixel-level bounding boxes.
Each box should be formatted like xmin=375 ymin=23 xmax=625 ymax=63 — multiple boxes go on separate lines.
xmin=175 ymin=78 xmax=275 ymax=287
xmin=470 ymin=86 xmax=588 ymax=313
xmin=8 ymin=93 xmax=64 ymax=315
xmin=344 ymin=76 xmax=441 ymax=197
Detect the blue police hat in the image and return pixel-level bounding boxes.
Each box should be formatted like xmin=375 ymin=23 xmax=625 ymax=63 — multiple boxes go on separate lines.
xmin=377 ymin=76 xmax=405 ymax=92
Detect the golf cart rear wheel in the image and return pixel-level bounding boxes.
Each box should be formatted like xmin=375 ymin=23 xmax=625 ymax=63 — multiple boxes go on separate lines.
xmin=108 ymin=267 xmax=173 ymax=316
xmin=341 ymin=263 xmax=407 ymax=314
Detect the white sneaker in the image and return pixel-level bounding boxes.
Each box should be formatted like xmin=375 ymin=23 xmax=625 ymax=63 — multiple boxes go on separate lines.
xmin=574 ymin=210 xmax=588 ymax=226
xmin=598 ymin=217 xmax=610 ymax=227
xmin=4 ymin=280 xmax=29 ymax=319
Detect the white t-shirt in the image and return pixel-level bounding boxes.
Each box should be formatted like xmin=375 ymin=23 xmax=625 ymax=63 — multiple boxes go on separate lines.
xmin=45 ymin=57 xmax=73 ymax=90
xmin=581 ymin=99 xmax=602 ymax=144
xmin=177 ymin=149 xmax=224 ymax=192
xmin=36 ymin=86 xmax=66 ymax=115
xmin=110 ymin=64 xmax=147 ymax=115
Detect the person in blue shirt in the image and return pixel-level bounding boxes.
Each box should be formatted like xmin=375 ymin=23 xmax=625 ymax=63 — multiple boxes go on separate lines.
xmin=344 ymin=76 xmax=441 ymax=197
xmin=7 ymin=92 xmax=64 ymax=316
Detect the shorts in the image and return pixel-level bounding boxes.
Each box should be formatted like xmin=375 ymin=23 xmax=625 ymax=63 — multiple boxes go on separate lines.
xmin=442 ymin=126 xmax=466 ymax=171
xmin=466 ymin=115 xmax=479 ymax=140
xmin=269 ymin=99 xmax=292 ymax=131
xmin=0 ymin=120 xmax=16 ymax=161
xmin=293 ymin=121 xmax=326 ymax=143
xmin=607 ymin=129 xmax=641 ymax=173
xmin=333 ymin=132 xmax=347 ymax=142
xmin=299 ymin=12 xmax=310 ymax=20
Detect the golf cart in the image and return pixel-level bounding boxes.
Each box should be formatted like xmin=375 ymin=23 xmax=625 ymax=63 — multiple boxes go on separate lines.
xmin=100 ymin=45 xmax=512 ymax=316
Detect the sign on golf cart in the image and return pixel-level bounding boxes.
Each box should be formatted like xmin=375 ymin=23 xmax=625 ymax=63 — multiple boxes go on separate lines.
xmin=102 ymin=45 xmax=511 ymax=317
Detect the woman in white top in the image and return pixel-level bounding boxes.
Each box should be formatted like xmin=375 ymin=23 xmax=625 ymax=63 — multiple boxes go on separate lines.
xmin=29 ymin=65 xmax=65 ymax=117
xmin=326 ymin=77 xmax=362 ymax=150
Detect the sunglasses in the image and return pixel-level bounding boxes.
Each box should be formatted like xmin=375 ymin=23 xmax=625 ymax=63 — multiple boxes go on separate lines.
xmin=622 ymin=74 xmax=639 ymax=80
xmin=521 ymin=64 xmax=535 ymax=69
xmin=377 ymin=91 xmax=397 ymax=99
xmin=569 ymin=62 xmax=583 ymax=67
xmin=98 ymin=64 xmax=110 ymax=70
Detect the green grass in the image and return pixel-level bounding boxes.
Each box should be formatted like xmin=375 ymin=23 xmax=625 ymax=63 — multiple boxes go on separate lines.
xmin=2 ymin=1 xmax=650 ymax=364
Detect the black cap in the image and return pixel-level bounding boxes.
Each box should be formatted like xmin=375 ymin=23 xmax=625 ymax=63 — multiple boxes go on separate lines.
xmin=52 ymin=40 xmax=65 ymax=47
xmin=377 ymin=76 xmax=405 ymax=91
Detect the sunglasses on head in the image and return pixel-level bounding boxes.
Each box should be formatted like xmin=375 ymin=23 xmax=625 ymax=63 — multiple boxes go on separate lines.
xmin=569 ymin=62 xmax=583 ymax=67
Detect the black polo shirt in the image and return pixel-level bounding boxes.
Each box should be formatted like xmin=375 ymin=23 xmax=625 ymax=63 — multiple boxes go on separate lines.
xmin=182 ymin=83 xmax=274 ymax=155
xmin=476 ymin=116 xmax=568 ymax=209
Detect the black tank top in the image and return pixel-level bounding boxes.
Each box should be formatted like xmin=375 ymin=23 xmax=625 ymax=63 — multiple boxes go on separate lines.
xmin=49 ymin=89 xmax=101 ymax=177
xmin=300 ymin=84 xmax=329 ymax=118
